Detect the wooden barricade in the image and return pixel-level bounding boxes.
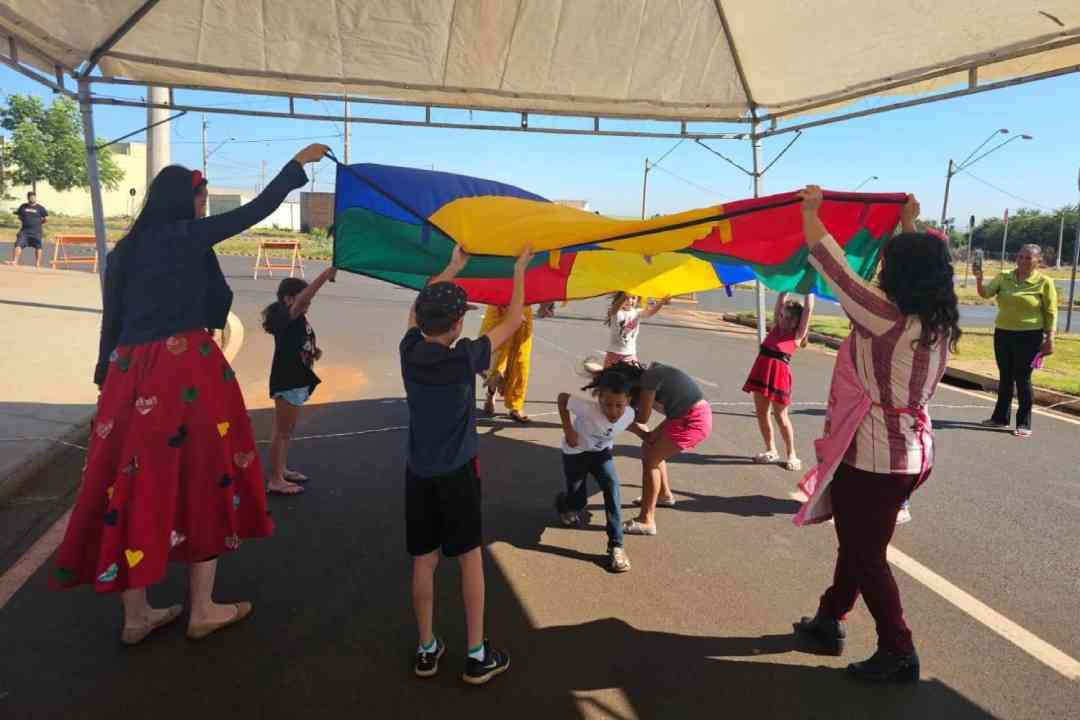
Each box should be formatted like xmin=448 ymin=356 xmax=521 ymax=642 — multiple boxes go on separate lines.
xmin=253 ymin=240 xmax=305 ymax=279
xmin=50 ymin=235 xmax=99 ymax=272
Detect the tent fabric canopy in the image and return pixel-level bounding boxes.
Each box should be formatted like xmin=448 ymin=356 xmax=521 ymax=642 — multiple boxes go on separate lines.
xmin=2 ymin=0 xmax=1079 ymax=122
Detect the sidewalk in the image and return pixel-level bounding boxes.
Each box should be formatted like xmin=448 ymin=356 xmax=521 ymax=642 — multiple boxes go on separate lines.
xmin=0 ymin=266 xmax=102 ymax=499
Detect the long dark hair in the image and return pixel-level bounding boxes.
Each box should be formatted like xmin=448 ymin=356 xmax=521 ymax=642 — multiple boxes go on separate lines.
xmin=878 ymin=232 xmax=962 ymax=352
xmin=262 ymin=277 xmax=308 ymax=334
xmin=110 ymin=165 xmax=205 ymax=268
xmin=582 ymin=360 xmax=646 ymax=405
xmin=605 ymin=292 xmax=632 ymax=327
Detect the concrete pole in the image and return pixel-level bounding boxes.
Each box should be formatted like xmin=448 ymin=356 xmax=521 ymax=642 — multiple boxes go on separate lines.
xmin=77 ymin=78 xmax=109 ymax=291
xmin=201 ymin=114 xmax=209 ymax=177
xmin=1057 ymin=212 xmax=1065 ymax=268
xmin=752 ymin=123 xmax=767 ymax=344
xmin=145 ymin=86 xmax=171 ymax=182
xmin=1000 ymin=209 xmax=1010 ymax=272
xmin=940 ymin=159 xmax=954 ymax=228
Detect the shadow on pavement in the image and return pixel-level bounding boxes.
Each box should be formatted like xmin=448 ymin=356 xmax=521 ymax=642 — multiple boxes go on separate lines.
xmin=0 ymin=397 xmax=994 ymax=719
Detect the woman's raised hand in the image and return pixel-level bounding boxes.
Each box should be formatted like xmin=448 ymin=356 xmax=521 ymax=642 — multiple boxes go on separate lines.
xmin=293 ymin=144 xmax=330 ymax=165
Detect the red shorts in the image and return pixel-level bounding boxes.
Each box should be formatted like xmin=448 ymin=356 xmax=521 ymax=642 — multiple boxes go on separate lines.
xmin=604 ymin=352 xmax=637 ymax=367
xmin=663 ymin=400 xmax=713 ymax=450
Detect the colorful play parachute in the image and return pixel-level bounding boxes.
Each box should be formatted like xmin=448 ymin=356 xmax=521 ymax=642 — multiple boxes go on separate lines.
xmin=332 ymin=162 xmax=906 ymax=305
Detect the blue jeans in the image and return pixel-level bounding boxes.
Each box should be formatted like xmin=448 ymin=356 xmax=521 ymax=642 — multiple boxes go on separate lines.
xmin=558 ymin=450 xmax=623 ymax=548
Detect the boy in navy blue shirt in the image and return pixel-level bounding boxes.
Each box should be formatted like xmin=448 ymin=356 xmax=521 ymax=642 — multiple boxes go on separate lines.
xmin=400 ymin=244 xmax=531 ymax=685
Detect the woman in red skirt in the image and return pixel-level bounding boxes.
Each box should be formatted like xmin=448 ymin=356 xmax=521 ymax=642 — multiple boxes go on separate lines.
xmin=50 ymin=143 xmax=328 ymax=645
xmin=742 ymin=291 xmax=814 ymax=471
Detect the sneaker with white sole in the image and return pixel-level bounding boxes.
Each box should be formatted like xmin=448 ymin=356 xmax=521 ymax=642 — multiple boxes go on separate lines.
xmin=609 ymin=546 xmax=631 ymax=573
xmin=415 ymin=637 xmax=446 ymax=678
xmin=462 ymin=640 xmax=510 ymax=686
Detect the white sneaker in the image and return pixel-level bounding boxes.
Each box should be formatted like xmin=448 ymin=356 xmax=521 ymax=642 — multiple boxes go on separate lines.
xmin=609 ymin=546 xmax=631 ymax=573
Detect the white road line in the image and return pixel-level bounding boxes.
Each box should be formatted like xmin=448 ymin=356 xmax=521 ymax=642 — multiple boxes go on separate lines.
xmin=786 ymin=492 xmax=1079 ymax=680
xmin=887 ymin=545 xmax=1080 ymax=681
xmin=0 ymin=510 xmax=70 ymax=610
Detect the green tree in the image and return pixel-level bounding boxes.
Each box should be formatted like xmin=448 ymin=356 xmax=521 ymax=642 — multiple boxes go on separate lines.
xmin=972 ymin=205 xmax=1078 ymax=264
xmin=0 ymin=93 xmax=124 ymax=193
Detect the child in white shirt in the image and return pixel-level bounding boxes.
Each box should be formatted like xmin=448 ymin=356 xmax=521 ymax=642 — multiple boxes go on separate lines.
xmin=555 ymin=366 xmax=647 ymax=572
xmin=604 ymin=293 xmax=670 ymax=367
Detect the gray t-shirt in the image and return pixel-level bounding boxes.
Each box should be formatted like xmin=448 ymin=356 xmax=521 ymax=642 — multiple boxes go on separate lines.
xmin=641 ymin=362 xmax=704 ymax=419
xmin=399 ymin=328 xmax=492 ymax=477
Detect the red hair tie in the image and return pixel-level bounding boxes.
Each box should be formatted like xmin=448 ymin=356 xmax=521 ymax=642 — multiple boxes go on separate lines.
xmin=191 ymin=170 xmax=205 ymax=190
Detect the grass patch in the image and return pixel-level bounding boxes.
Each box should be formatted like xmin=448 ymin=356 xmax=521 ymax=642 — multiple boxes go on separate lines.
xmin=736 ymin=312 xmax=1080 ymax=396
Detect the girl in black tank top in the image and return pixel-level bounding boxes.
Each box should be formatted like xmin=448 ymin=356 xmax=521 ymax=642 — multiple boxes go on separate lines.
xmin=260 ymin=267 xmax=336 ymax=496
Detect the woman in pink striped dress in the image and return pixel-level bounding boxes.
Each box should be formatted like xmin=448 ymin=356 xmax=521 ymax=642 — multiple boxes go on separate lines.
xmin=792 ymin=187 xmax=961 ymax=683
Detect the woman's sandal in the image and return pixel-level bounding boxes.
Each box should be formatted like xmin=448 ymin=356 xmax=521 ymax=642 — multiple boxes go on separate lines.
xmin=623 ymin=519 xmax=657 ymax=536
xmin=283 ymin=470 xmax=309 ymax=483
xmin=784 ymin=457 xmax=803 ymax=472
xmin=633 ymin=496 xmax=676 ymax=508
xmin=186 ymin=602 xmax=253 ymax=641
xmin=120 ymin=604 xmax=184 ymax=646
xmin=753 ymin=451 xmax=780 ymax=464
xmin=509 ymin=411 xmax=531 ymax=424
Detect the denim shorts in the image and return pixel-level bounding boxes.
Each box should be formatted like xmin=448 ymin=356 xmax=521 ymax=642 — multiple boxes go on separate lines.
xmin=272 ymin=386 xmax=311 ymax=407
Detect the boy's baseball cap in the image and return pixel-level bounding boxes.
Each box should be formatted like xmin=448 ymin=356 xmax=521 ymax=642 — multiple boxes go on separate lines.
xmin=415 ymin=282 xmax=477 ymax=324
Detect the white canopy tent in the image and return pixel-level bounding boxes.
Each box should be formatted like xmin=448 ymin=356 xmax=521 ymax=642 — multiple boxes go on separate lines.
xmin=3 ymin=0 xmax=1079 ymax=336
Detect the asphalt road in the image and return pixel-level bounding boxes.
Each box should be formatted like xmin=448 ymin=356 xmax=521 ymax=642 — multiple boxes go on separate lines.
xmin=0 ymin=256 xmax=1077 ymax=718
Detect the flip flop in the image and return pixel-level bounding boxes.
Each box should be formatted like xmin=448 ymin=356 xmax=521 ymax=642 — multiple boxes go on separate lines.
xmin=753 ymin=451 xmax=780 ymax=464
xmin=267 ymin=484 xmax=305 ymax=496
xmin=623 ymin=520 xmax=657 ymax=536
xmin=283 ymin=470 xmax=309 ymax=483
xmin=509 ymin=411 xmax=531 ymax=424
xmin=186 ymin=602 xmax=253 ymax=641
xmin=784 ymin=458 xmax=803 ymax=472
xmin=120 ymin=604 xmax=184 ymax=646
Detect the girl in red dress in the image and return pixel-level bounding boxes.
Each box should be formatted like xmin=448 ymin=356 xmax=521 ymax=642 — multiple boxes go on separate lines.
xmin=50 ymin=144 xmax=327 ymax=645
xmin=743 ymin=291 xmax=814 ymax=470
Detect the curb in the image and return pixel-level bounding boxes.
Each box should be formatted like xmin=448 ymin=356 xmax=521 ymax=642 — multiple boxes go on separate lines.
xmin=0 ymin=314 xmax=247 ymax=502
xmin=719 ymin=313 xmax=1080 ymax=418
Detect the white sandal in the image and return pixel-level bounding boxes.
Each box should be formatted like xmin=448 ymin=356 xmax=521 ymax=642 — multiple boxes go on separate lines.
xmin=753 ymin=451 xmax=780 ymax=464
xmin=783 ymin=457 xmax=803 ymax=472
xmin=623 ymin=520 xmax=657 ymax=536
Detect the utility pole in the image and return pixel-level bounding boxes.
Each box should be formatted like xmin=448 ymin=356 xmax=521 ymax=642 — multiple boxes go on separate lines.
xmin=1000 ymin=208 xmax=1010 ymax=271
xmin=260 ymin=160 xmax=267 ymax=193
xmin=343 ymin=96 xmax=350 ymax=164
xmin=146 ymin=87 xmax=171 ymax=181
xmin=963 ymin=215 xmax=975 ymax=288
xmin=640 ymin=158 xmax=650 ymax=219
xmin=1057 ymin=212 xmax=1066 ymax=269
xmin=940 ymin=159 xmax=954 ymax=227
xmin=201 ymin=114 xmax=208 ymax=177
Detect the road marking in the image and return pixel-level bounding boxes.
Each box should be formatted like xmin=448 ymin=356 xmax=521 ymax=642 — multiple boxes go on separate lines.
xmin=887 ymin=545 xmax=1080 ymax=681
xmin=937 ymin=381 xmax=1080 ymax=427
xmin=786 ymin=492 xmax=1079 ymax=680
xmin=0 ymin=510 xmax=70 ymax=610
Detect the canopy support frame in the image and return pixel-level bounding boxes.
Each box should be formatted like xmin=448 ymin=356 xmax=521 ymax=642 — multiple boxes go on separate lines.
xmin=78 ymin=0 xmax=162 ymax=78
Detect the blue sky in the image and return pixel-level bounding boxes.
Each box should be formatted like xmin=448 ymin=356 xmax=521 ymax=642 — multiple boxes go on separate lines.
xmin=3 ymin=66 xmax=1078 ymax=223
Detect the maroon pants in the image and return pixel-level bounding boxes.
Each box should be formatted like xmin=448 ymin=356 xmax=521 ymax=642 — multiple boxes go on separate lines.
xmin=817 ymin=463 xmax=920 ymax=654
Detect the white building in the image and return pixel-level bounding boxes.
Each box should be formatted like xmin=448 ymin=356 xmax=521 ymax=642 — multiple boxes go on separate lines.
xmin=207 ymin=188 xmax=301 ymax=231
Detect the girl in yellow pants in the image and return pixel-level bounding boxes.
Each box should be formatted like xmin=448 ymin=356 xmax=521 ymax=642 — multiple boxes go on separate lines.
xmin=480 ymin=304 xmax=533 ymax=422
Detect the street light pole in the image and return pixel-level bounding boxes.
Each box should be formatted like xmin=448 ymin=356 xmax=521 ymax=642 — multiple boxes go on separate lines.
xmin=940 ymin=129 xmax=1024 ymax=231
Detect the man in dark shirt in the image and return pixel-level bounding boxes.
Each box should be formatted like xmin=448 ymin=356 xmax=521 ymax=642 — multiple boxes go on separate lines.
xmin=400 ymin=244 xmax=531 ymax=685
xmin=9 ymin=191 xmax=48 ymax=267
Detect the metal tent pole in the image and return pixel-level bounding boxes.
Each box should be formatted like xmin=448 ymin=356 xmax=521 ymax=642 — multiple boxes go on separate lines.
xmin=77 ymin=77 xmax=109 ymax=290
xmin=751 ymin=123 xmax=766 ymax=343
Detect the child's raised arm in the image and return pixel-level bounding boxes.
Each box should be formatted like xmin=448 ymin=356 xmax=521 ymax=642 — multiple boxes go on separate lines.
xmin=409 ymin=245 xmax=470 ymax=329
xmin=640 ymin=296 xmax=670 ymax=320
xmin=290 ymin=266 xmax=337 ymax=319
xmin=796 ymin=294 xmax=815 ymax=344
xmin=773 ymin=292 xmax=788 ymax=327
xmin=483 ymin=247 xmax=533 ymax=351
xmin=557 ymin=393 xmax=579 ymax=449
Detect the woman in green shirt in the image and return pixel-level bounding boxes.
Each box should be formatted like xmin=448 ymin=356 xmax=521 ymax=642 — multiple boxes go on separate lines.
xmin=975 ymin=244 xmax=1057 ymax=437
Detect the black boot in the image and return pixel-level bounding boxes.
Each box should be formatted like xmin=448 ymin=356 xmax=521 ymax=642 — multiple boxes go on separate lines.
xmin=847 ymin=649 xmax=920 ymax=683
xmin=793 ymin=612 xmax=846 ymax=655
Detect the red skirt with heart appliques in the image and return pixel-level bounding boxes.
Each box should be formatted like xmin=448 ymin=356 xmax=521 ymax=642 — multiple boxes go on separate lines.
xmin=50 ymin=330 xmax=273 ymax=593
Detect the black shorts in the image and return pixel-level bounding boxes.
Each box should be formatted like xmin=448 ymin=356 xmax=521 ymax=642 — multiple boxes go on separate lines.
xmin=405 ymin=457 xmax=482 ymax=557
xmin=15 ymin=232 xmax=42 ymax=249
